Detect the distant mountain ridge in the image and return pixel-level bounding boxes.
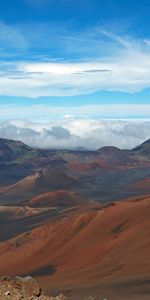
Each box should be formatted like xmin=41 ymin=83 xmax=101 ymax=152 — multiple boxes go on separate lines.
xmin=0 ymin=137 xmax=150 ymax=159
xmin=0 ymin=137 xmax=150 ymax=204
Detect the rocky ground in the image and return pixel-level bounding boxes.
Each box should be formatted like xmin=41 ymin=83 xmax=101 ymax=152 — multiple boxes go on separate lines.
xmin=0 ymin=276 xmax=67 ymax=300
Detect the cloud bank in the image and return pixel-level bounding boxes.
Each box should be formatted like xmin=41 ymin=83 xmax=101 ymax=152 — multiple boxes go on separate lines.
xmin=0 ymin=118 xmax=149 ymax=150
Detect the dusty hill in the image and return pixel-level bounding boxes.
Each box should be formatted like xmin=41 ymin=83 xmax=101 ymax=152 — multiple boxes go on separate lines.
xmin=0 ymin=196 xmax=150 ymax=299
xmin=28 ymin=190 xmax=85 ymax=208
xmin=0 ymin=170 xmax=78 ymax=204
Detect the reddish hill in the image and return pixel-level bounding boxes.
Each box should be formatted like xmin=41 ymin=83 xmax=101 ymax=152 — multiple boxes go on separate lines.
xmin=0 ymin=196 xmax=150 ymax=299
xmin=28 ymin=190 xmax=84 ymax=208
xmin=0 ymin=169 xmax=78 ymax=205
xmin=0 ymin=172 xmax=43 ymax=204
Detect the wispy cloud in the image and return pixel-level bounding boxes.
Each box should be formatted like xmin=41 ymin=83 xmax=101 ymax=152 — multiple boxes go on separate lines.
xmin=1 ymin=20 xmax=150 ymax=97
xmin=1 ymin=46 xmax=150 ymax=97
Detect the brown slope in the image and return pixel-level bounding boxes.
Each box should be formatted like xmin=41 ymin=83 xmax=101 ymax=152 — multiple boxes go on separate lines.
xmin=0 ymin=172 xmax=43 ymax=204
xmin=0 ymin=169 xmax=78 ymax=205
xmin=28 ymin=190 xmax=85 ymax=208
xmin=0 ymin=196 xmax=150 ymax=298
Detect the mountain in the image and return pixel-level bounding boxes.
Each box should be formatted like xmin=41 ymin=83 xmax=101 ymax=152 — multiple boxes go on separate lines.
xmin=0 ymin=137 xmax=150 ymax=164
xmin=133 ymin=138 xmax=150 ymax=156
xmin=0 ymin=138 xmax=42 ymax=163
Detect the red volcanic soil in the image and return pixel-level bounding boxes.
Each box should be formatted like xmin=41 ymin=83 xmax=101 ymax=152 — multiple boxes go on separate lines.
xmin=28 ymin=190 xmax=84 ymax=208
xmin=0 ymin=198 xmax=150 ymax=299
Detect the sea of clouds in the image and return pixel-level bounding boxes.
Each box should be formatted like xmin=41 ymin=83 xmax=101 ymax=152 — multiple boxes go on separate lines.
xmin=0 ymin=118 xmax=149 ymax=150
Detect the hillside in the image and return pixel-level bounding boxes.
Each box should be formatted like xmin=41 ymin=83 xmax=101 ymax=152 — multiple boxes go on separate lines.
xmin=0 ymin=196 xmax=150 ymax=299
xmin=28 ymin=190 xmax=84 ymax=208
xmin=133 ymin=138 xmax=150 ymax=156
xmin=0 ymin=138 xmax=42 ymax=163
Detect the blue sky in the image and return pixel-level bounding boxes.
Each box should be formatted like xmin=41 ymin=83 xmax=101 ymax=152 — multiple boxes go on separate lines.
xmin=0 ymin=0 xmax=150 ymax=116
xmin=0 ymin=0 xmax=150 ymax=148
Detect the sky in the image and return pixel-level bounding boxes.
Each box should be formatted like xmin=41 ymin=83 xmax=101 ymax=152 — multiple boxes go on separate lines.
xmin=0 ymin=0 xmax=150 ymax=149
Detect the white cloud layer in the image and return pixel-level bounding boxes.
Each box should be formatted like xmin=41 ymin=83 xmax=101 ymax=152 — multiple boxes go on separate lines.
xmin=0 ymin=118 xmax=149 ymax=149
